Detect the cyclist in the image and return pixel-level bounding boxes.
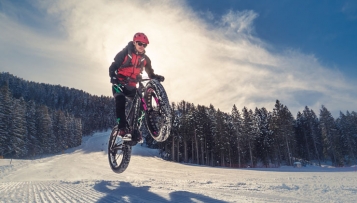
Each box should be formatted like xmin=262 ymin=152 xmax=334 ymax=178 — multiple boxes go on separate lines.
xmin=109 ymin=32 xmax=164 ymax=139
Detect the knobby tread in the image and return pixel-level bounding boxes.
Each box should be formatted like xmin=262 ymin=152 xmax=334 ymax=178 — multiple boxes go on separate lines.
xmin=144 ymin=79 xmax=172 ymax=142
xmin=107 ymin=126 xmax=132 ymax=174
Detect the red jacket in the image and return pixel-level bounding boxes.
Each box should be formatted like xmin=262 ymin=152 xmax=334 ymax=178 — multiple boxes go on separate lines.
xmin=109 ymin=41 xmax=155 ymax=86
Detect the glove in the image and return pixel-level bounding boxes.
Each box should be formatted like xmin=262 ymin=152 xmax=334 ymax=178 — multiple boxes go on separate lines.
xmin=110 ymin=76 xmax=119 ymax=84
xmin=154 ymin=74 xmax=165 ymax=82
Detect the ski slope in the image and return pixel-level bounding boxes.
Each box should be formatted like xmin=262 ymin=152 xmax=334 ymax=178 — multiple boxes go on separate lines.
xmin=1 ymin=131 xmax=357 ymax=203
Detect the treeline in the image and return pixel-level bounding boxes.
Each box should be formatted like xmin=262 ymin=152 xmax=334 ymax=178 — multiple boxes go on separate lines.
xmin=0 ymin=72 xmax=114 ymax=135
xmin=2 ymin=72 xmax=356 ymax=166
xmin=0 ymin=83 xmax=81 ymax=157
xmin=0 ymin=72 xmax=115 ymax=158
xmin=153 ymin=100 xmax=357 ymax=167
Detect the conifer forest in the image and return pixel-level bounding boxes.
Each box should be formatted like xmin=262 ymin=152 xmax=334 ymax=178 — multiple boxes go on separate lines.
xmin=1 ymin=72 xmax=356 ymax=167
xmin=0 ymin=73 xmax=114 ymax=158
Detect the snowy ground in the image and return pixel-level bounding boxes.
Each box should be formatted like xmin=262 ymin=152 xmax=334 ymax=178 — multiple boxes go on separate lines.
xmin=1 ymin=131 xmax=357 ymax=203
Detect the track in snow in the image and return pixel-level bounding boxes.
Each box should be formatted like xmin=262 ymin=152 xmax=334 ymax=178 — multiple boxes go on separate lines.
xmin=0 ymin=180 xmax=233 ymax=203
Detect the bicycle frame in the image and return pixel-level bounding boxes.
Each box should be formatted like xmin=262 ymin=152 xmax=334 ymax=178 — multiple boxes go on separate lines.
xmin=125 ymin=79 xmax=150 ymax=132
xmin=112 ymin=77 xmax=167 ymax=145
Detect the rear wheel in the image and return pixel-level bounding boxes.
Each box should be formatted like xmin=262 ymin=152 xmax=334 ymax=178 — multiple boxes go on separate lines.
xmin=144 ymin=79 xmax=172 ymax=142
xmin=108 ymin=126 xmax=132 ymax=173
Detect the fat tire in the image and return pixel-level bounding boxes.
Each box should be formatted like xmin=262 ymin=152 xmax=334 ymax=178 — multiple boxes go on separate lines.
xmin=108 ymin=126 xmax=132 ymax=173
xmin=144 ymin=79 xmax=172 ymax=142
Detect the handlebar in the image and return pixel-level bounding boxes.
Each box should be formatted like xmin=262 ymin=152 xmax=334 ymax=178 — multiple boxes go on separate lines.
xmin=117 ymin=75 xmax=163 ymax=85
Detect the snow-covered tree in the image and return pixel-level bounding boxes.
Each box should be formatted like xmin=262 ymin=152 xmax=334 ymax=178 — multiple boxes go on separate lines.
xmin=26 ymin=100 xmax=42 ymax=157
xmin=231 ymin=105 xmax=243 ymax=167
xmin=270 ymin=100 xmax=295 ymax=166
xmin=319 ymin=105 xmax=343 ymax=166
xmin=336 ymin=111 xmax=357 ymax=165
xmin=0 ymin=83 xmax=12 ymax=157
xmin=36 ymin=105 xmax=53 ymax=154
xmin=242 ymin=107 xmax=255 ymax=167
xmin=253 ymin=107 xmax=273 ymax=167
xmin=9 ymin=97 xmax=27 ymax=157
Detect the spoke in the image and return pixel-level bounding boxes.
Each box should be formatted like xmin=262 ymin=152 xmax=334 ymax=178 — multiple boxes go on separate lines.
xmin=110 ymin=142 xmax=121 ymax=150
xmin=115 ymin=156 xmax=121 ymax=162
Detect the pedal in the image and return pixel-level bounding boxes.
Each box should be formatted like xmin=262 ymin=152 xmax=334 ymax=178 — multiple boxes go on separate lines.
xmin=121 ymin=134 xmax=132 ymax=141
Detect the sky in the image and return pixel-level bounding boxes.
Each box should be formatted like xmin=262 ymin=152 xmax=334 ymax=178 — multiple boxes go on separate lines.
xmin=1 ymin=0 xmax=356 ymax=118
xmin=1 ymin=131 xmax=357 ymax=202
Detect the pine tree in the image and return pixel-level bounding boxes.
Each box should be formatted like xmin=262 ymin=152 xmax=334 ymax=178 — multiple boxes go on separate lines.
xmin=308 ymin=109 xmax=323 ymax=166
xmin=203 ymin=105 xmax=214 ymax=166
xmin=197 ymin=105 xmax=208 ymax=165
xmin=302 ymin=107 xmax=313 ymax=161
xmin=271 ymin=100 xmax=295 ymax=166
xmin=282 ymin=106 xmax=295 ymax=166
xmin=53 ymin=110 xmax=69 ymax=152
xmin=242 ymin=107 xmax=255 ymax=167
xmin=215 ymin=110 xmax=232 ymax=167
xmin=253 ymin=107 xmax=273 ymax=167
xmin=208 ymin=104 xmax=217 ymax=166
xmin=295 ymin=111 xmax=306 ymax=159
xmin=224 ymin=112 xmax=234 ymax=167
xmin=9 ymin=97 xmax=27 ymax=157
xmin=319 ymin=105 xmax=343 ymax=166
xmin=26 ymin=100 xmax=42 ymax=156
xmin=180 ymin=101 xmax=192 ymax=163
xmin=66 ymin=113 xmax=76 ymax=148
xmin=201 ymin=106 xmax=211 ymax=165
xmin=74 ymin=118 xmax=82 ymax=146
xmin=188 ymin=104 xmax=200 ymax=164
xmin=295 ymin=106 xmax=322 ymax=165
xmin=337 ymin=111 xmax=357 ymax=165
xmin=36 ymin=105 xmax=53 ymax=154
xmin=231 ymin=105 xmax=243 ymax=167
xmin=0 ymin=83 xmax=12 ymax=157
xmin=215 ymin=109 xmax=225 ymax=166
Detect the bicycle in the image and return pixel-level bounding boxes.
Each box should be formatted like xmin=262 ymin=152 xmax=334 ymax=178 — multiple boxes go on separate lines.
xmin=108 ymin=77 xmax=172 ymax=173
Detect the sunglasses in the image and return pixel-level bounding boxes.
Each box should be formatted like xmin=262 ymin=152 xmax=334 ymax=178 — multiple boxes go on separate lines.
xmin=136 ymin=41 xmax=147 ymax=48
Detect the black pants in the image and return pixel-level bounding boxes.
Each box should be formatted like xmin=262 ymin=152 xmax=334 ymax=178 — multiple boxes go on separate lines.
xmin=112 ymin=84 xmax=136 ymax=129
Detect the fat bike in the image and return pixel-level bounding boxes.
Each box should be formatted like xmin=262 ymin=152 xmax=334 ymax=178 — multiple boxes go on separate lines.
xmin=108 ymin=77 xmax=171 ymax=173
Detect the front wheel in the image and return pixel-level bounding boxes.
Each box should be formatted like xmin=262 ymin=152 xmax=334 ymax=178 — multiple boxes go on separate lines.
xmin=108 ymin=126 xmax=132 ymax=173
xmin=144 ymin=79 xmax=172 ymax=142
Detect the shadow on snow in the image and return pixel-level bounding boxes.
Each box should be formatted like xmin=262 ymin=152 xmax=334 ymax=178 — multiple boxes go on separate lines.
xmin=94 ymin=180 xmax=228 ymax=203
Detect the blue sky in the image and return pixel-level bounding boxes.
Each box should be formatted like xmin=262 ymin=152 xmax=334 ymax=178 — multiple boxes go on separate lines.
xmin=1 ymin=0 xmax=356 ymax=117
xmin=188 ymin=0 xmax=357 ymax=77
xmin=193 ymin=0 xmax=357 ymax=117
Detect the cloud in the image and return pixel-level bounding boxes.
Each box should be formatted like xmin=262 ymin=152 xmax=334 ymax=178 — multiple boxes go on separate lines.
xmin=220 ymin=10 xmax=259 ymax=35
xmin=1 ymin=0 xmax=356 ymax=117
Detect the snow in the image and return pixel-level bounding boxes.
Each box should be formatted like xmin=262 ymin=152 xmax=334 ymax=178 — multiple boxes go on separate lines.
xmin=1 ymin=131 xmax=357 ymax=203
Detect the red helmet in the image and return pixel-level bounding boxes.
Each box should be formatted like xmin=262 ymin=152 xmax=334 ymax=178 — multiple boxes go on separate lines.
xmin=133 ymin=32 xmax=149 ymax=44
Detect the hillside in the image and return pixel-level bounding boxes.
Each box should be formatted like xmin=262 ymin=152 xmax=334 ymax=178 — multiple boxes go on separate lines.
xmin=1 ymin=131 xmax=356 ymax=202
xmin=0 ymin=72 xmax=115 ymax=158
xmin=0 ymin=72 xmax=115 ymax=135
